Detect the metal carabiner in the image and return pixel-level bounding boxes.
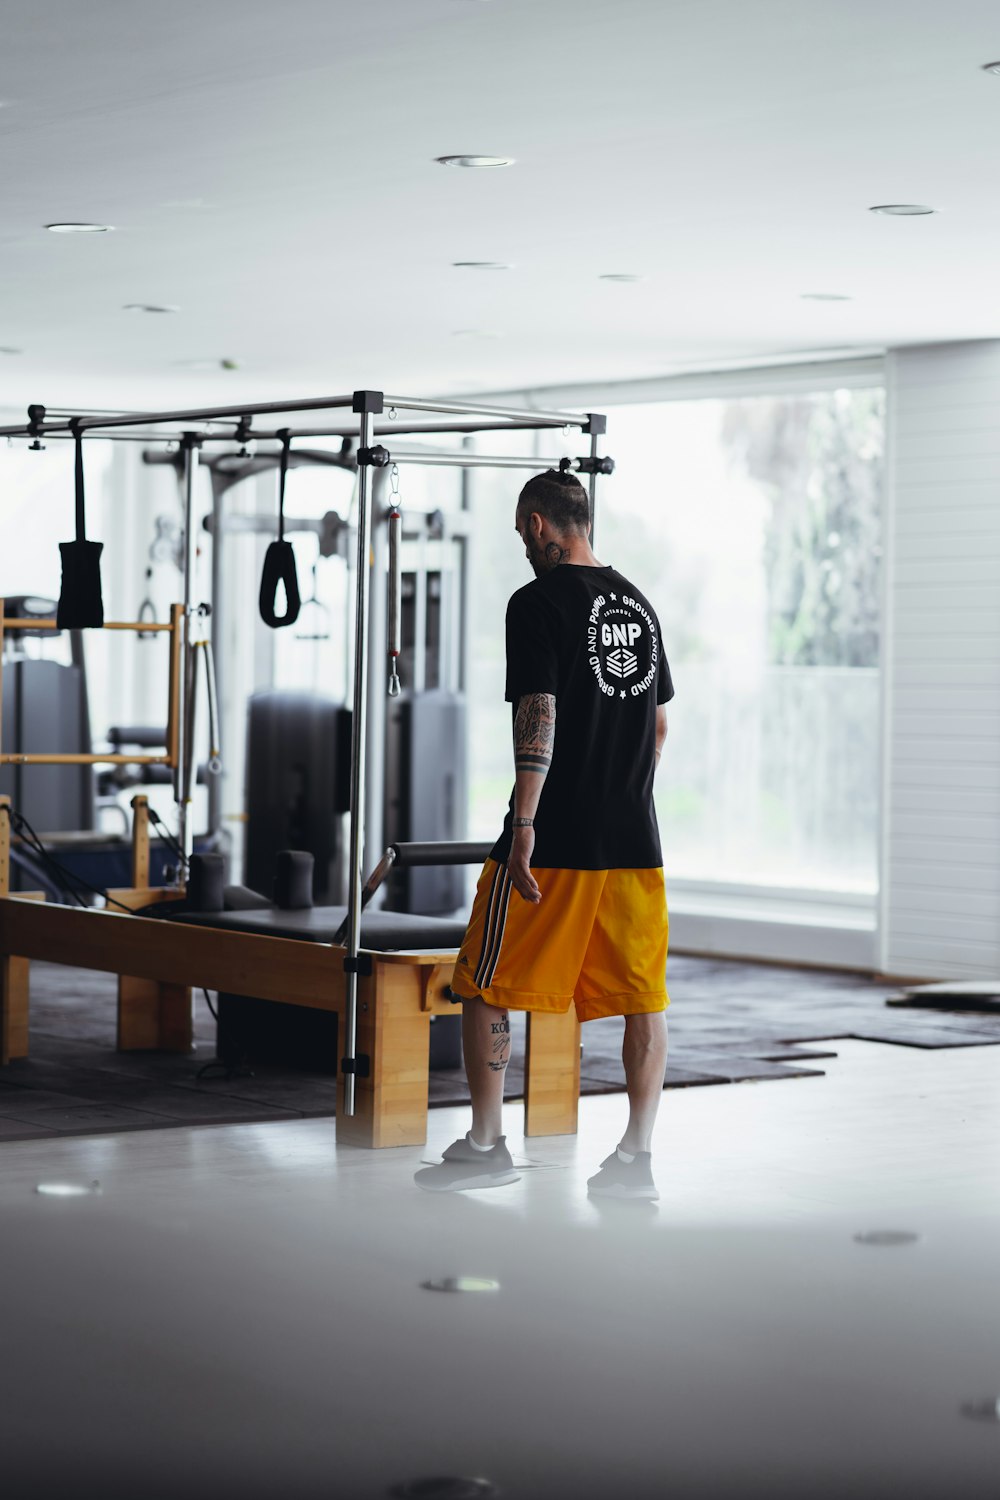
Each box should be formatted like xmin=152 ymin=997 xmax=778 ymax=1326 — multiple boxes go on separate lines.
xmin=137 ymin=578 xmax=157 ymax=641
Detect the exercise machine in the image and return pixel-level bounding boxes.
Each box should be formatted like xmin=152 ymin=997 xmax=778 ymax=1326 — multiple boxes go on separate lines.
xmin=0 ymin=388 xmax=611 ymax=1137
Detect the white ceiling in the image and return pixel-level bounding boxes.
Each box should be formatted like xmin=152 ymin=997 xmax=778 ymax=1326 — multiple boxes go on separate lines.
xmin=1 ymin=0 xmax=999 ymax=414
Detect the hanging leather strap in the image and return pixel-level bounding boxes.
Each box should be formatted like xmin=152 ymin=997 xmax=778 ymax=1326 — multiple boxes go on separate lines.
xmin=56 ymin=417 xmax=104 ymax=629
xmin=70 ymin=418 xmax=86 ymax=540
xmin=277 ymin=429 xmax=290 ymax=542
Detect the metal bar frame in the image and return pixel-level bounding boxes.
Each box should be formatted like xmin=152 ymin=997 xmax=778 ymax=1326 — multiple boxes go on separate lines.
xmin=588 ymin=428 xmax=600 ymax=542
xmin=0 ymin=389 xmax=608 ymax=1119
xmin=266 ymin=419 xmax=574 ymax=440
xmin=175 ymin=438 xmax=199 ymax=874
xmin=165 ymin=604 xmax=184 ymax=779
xmin=343 ymin=403 xmax=378 ymax=1117
xmin=0 ymin=617 xmax=173 ymax=634
xmin=1 ymin=753 xmax=171 ymax=767
xmin=0 ymin=600 xmax=182 ymax=770
xmin=208 ymin=464 xmax=225 ymax=837
xmin=192 ymin=443 xmax=590 ymax=470
xmin=358 ymin=450 xmax=590 ymax=471
xmin=0 ymin=421 xmax=582 ymax=448
xmin=381 ymin=395 xmax=589 ymax=425
xmin=0 ymin=392 xmax=589 ymax=442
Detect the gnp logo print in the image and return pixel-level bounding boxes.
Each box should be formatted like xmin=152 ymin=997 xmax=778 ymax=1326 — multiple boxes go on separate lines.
xmin=586 ymin=592 xmax=658 ymax=700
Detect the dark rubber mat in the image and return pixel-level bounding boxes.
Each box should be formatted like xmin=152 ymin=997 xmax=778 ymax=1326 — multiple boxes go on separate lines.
xmin=0 ymin=954 xmax=997 ymax=1143
xmin=887 ymin=980 xmax=1000 ymax=1012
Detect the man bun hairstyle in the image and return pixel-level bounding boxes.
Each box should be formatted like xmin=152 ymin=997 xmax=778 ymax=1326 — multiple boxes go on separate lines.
xmin=518 ymin=468 xmax=591 ymax=534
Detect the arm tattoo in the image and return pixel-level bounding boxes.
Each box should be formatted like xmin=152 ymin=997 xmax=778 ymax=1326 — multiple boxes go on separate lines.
xmin=514 ymin=693 xmax=556 ymax=773
xmin=545 ymin=542 xmax=569 ymax=567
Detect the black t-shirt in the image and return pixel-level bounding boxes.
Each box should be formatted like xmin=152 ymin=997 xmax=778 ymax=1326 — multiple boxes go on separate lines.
xmin=490 ymin=564 xmax=674 ymax=871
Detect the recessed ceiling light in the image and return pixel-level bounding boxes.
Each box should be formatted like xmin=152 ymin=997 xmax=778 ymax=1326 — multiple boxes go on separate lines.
xmin=801 ymin=292 xmax=853 ymax=301
xmin=981 ymin=61 xmax=1000 ymax=74
xmin=452 ymin=329 xmax=502 ymax=339
xmin=35 ymin=1181 xmax=102 ymax=1197
xmin=599 ymin=273 xmax=645 ymax=282
xmin=436 ymin=155 xmax=515 ymax=169
xmin=961 ymin=1397 xmax=1000 ymax=1423
xmin=177 ymin=357 xmax=240 ymax=370
xmin=853 ymin=1230 xmax=920 ymax=1246
xmin=421 ymin=1277 xmax=500 ymax=1293
xmin=452 ymin=261 xmax=511 ymax=270
xmin=124 ymin=303 xmax=180 ymax=314
xmin=389 ymin=1479 xmax=497 ymax=1499
xmin=869 ymin=204 xmax=936 ymax=216
xmin=45 ymin=222 xmax=114 ymax=233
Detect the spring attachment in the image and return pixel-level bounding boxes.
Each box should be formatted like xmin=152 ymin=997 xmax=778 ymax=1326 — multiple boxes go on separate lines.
xmin=185 ymin=606 xmax=223 ymax=786
xmin=201 ymin=635 xmax=223 ymax=775
xmin=387 ymin=463 xmax=402 ymax=697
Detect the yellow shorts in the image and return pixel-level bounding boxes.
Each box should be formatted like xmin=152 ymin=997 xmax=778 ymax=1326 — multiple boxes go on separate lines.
xmin=449 ymin=859 xmax=670 ymax=1023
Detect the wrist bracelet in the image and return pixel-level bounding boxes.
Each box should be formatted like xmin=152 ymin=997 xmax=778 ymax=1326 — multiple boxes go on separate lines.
xmin=513 ymin=817 xmax=534 ymax=828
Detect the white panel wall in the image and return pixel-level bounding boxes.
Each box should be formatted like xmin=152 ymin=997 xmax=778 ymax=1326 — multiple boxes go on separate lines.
xmin=881 ymin=341 xmax=1000 ymax=980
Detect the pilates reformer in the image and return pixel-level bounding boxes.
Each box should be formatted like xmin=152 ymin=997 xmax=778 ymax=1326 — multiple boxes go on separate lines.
xmin=0 ymin=390 xmax=612 ymax=1144
xmin=0 ymin=796 xmax=582 ymax=1145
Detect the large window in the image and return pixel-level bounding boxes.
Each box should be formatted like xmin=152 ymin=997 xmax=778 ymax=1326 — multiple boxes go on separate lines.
xmin=467 ymin=384 xmax=885 ymax=898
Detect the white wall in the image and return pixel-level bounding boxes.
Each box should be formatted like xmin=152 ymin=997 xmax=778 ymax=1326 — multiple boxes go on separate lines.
xmin=880 ymin=340 xmax=1000 ymax=980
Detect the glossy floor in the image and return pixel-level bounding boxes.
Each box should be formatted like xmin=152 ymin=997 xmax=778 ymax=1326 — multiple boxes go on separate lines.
xmin=3 ymin=1038 xmax=999 ymax=1499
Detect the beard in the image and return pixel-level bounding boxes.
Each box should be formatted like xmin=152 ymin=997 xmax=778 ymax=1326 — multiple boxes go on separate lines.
xmin=526 ymin=535 xmax=563 ymax=577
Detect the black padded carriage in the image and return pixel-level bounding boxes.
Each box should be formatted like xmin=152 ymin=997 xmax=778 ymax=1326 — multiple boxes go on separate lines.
xmin=178 ymin=905 xmax=468 ymax=949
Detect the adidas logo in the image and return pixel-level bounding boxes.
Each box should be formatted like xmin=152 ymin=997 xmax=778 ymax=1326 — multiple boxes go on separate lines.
xmin=606 ymin=647 xmax=638 ymax=679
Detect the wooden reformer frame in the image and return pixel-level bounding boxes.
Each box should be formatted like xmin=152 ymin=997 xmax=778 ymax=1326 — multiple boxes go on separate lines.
xmin=0 ymin=600 xmax=184 ymax=773
xmin=0 ymin=388 xmax=606 ymax=1144
xmin=0 ymin=793 xmax=581 ymax=1147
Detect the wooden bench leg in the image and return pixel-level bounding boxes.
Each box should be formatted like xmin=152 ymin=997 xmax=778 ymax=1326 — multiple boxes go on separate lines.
xmin=336 ymin=965 xmax=431 ymax=1148
xmin=1 ymin=955 xmax=30 ymax=1063
xmin=117 ymin=976 xmax=193 ymax=1052
xmin=524 ymin=1007 xmax=580 ymax=1137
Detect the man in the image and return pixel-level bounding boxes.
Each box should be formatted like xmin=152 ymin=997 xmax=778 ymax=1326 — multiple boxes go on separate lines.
xmin=416 ymin=468 xmax=673 ymax=1199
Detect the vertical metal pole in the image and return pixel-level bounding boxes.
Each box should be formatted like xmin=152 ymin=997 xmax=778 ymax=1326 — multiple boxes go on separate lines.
xmin=343 ymin=408 xmax=376 ymax=1117
xmin=207 ymin=474 xmax=224 ymax=839
xmin=414 ymin=536 xmax=427 ymax=694
xmin=175 ymin=436 xmax=199 ymax=874
xmin=0 ymin=603 xmax=5 ymax=771
xmin=458 ymin=441 xmax=471 ymax=697
xmin=364 ymin=467 xmax=388 ymax=888
xmin=588 ymin=429 xmax=600 ymax=548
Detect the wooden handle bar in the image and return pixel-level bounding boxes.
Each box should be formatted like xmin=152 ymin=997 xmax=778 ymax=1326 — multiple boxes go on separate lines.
xmin=0 ymin=618 xmax=174 ymax=633
xmin=0 ymin=753 xmax=172 ymax=766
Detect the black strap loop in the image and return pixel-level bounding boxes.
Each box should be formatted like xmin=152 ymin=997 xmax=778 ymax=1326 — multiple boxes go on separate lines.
xmin=258 ymin=541 xmax=301 ymax=628
xmin=258 ymin=431 xmax=301 ymax=627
